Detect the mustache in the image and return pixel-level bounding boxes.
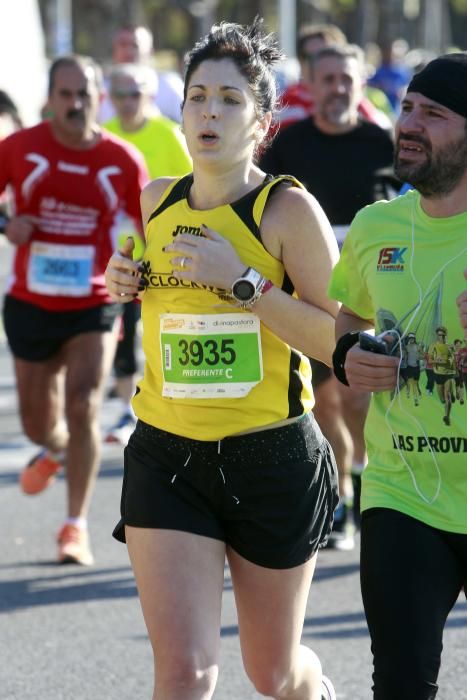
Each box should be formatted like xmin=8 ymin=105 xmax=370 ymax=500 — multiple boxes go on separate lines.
xmin=396 ymin=133 xmax=431 ymax=151
xmin=66 ymin=109 xmax=84 ymax=120
xmin=325 ymin=94 xmax=349 ymax=105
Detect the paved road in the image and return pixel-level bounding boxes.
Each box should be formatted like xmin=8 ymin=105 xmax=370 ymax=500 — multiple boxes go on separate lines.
xmin=1 ymin=239 xmax=466 ymax=699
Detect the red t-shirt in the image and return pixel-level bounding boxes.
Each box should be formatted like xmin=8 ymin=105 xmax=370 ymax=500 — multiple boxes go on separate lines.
xmin=0 ymin=121 xmax=149 ymax=310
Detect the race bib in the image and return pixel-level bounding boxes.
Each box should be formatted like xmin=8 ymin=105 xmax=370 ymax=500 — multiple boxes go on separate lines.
xmin=160 ymin=313 xmax=263 ymax=398
xmin=27 ymin=242 xmax=94 ymax=297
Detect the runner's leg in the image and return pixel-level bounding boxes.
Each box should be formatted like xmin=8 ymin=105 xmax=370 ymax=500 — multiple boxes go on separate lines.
xmin=126 ymin=528 xmax=225 ymax=700
xmin=14 ymin=354 xmax=68 ymax=452
xmin=62 ymin=326 xmax=119 ymax=518
xmin=229 ymin=549 xmax=323 ymax=699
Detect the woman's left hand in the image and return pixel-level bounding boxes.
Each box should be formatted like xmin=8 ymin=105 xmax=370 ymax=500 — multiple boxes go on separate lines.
xmin=164 ymin=224 xmax=246 ymax=289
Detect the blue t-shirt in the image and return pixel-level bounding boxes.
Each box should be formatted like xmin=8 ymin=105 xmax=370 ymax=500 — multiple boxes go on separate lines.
xmin=368 ymin=63 xmax=411 ymax=112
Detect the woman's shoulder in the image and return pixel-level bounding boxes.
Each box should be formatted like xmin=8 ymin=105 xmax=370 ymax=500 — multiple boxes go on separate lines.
xmin=263 ymin=176 xmax=322 ymax=222
xmin=261 ymin=175 xmax=335 ymax=253
xmin=142 ymin=175 xmax=179 ymax=199
xmin=141 ymin=176 xmax=187 ymax=223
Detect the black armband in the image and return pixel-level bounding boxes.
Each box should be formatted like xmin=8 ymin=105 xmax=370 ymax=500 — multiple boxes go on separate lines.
xmin=332 ymin=331 xmax=360 ymax=386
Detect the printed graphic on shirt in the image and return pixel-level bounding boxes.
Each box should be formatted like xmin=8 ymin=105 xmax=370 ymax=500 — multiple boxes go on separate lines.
xmin=139 ymin=259 xmax=231 ymax=300
xmin=171 ymin=224 xmax=203 ymax=238
xmin=39 ymin=197 xmax=99 ymax=236
xmin=375 ymin=271 xmax=466 ymax=432
xmin=376 ymin=246 xmax=408 ymax=272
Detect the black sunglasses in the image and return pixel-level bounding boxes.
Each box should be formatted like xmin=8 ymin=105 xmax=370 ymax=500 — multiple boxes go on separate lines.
xmin=111 ymin=90 xmax=143 ymax=99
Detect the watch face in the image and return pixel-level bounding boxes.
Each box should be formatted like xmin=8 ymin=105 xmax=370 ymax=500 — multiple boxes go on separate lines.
xmin=233 ymin=279 xmax=255 ymax=301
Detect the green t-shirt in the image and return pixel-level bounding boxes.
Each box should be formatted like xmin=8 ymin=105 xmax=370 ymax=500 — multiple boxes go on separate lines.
xmin=329 ymin=189 xmax=467 ymax=533
xmin=104 ymin=115 xmax=192 ymax=180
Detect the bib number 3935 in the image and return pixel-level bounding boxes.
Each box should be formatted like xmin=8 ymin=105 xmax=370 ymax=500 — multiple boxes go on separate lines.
xmin=160 ymin=313 xmax=263 ymax=399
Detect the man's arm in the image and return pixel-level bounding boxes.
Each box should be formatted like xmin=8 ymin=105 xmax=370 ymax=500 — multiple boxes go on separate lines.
xmin=336 ymin=305 xmax=374 ymax=339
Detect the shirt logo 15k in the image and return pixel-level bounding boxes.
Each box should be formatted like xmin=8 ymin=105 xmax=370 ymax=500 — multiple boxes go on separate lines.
xmin=377 ymin=246 xmax=407 ymax=272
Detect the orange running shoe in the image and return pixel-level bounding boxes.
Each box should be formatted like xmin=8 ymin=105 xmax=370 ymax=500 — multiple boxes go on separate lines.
xmin=57 ymin=524 xmax=94 ymax=566
xmin=19 ymin=450 xmax=62 ymax=495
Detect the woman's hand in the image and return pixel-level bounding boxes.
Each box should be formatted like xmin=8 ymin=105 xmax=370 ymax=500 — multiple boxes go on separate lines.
xmin=105 ymin=237 xmax=145 ymax=302
xmin=345 ymin=344 xmax=400 ymax=393
xmin=164 ymin=224 xmax=246 ymax=290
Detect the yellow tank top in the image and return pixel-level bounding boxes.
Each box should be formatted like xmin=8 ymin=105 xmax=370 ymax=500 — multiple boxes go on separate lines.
xmin=133 ymin=173 xmax=314 ymax=440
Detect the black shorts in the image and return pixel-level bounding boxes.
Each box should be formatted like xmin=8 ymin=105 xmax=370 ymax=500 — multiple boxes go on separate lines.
xmin=309 ymin=357 xmax=333 ymax=389
xmin=113 ymin=413 xmax=339 ymax=569
xmin=402 ymin=365 xmax=420 ymax=380
xmin=434 ymin=373 xmax=456 ymax=386
xmin=2 ymin=295 xmax=121 ymax=362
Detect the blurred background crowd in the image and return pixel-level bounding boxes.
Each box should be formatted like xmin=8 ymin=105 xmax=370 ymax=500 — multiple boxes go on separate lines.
xmin=1 ymin=0 xmax=467 ymax=130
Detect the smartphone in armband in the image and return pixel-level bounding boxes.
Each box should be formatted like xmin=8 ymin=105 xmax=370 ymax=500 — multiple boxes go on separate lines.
xmin=359 ymin=332 xmax=389 ymax=355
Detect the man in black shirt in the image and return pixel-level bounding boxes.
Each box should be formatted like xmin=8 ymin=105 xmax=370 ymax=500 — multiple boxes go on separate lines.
xmin=261 ymin=44 xmax=395 ymax=549
xmin=263 ymin=44 xmax=394 ymax=226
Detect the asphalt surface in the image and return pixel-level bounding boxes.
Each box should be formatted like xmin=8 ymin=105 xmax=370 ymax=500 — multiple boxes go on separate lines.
xmin=1 ymin=238 xmax=466 ymax=700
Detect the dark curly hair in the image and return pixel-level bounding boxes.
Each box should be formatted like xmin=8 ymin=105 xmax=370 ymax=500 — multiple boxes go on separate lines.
xmin=183 ymin=17 xmax=283 ymax=120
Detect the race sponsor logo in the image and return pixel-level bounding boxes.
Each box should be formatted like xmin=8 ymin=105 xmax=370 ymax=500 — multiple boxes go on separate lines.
xmin=377 ymin=247 xmax=407 ymax=272
xmin=171 ymin=224 xmax=203 ymax=238
xmin=139 ymin=260 xmax=229 ymax=297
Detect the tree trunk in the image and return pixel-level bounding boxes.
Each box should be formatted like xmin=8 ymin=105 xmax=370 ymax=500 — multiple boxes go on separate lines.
xmin=376 ymin=0 xmax=405 ymax=46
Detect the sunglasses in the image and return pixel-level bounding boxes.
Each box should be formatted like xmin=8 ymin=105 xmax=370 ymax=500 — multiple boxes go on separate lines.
xmin=111 ymin=90 xmax=143 ymax=99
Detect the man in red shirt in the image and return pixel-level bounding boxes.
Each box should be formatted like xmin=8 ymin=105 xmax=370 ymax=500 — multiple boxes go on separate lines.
xmin=0 ymin=54 xmax=148 ymax=565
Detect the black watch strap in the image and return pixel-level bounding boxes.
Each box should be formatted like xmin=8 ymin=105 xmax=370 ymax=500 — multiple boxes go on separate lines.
xmin=332 ymin=331 xmax=360 ymax=386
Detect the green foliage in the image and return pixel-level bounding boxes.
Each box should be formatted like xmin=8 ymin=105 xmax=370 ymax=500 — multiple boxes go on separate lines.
xmin=333 ymin=0 xmax=357 ymax=8
xmin=451 ymin=0 xmax=467 ymax=13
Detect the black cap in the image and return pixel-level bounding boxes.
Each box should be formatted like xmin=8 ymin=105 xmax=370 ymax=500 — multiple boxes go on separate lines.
xmin=406 ymin=53 xmax=467 ymax=117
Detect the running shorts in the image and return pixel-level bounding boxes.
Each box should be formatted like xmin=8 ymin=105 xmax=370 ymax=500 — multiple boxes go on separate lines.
xmin=434 ymin=373 xmax=456 ymax=386
xmin=113 ymin=412 xmax=339 ymax=569
xmin=3 ymin=294 xmax=121 ymax=361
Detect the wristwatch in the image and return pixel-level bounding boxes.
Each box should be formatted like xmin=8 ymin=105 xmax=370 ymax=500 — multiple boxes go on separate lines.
xmin=231 ymin=267 xmax=264 ymax=307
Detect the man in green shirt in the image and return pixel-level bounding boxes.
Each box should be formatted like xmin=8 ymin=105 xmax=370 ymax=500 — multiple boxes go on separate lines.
xmin=329 ymin=54 xmax=467 ymax=699
xmin=105 ymin=63 xmax=191 ymax=180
